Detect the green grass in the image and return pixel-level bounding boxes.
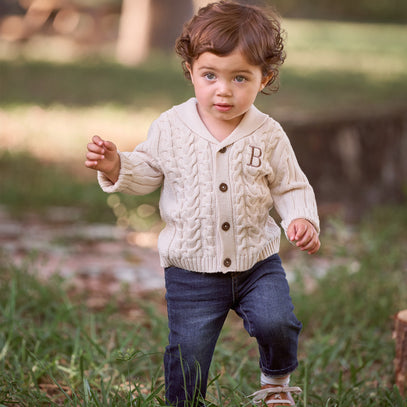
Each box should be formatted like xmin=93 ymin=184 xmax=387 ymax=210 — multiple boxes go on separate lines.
xmin=1 ymin=205 xmax=406 ymax=406
xmin=0 ymin=258 xmax=169 ymax=406
xmin=0 ymin=58 xmax=192 ymax=111
xmin=291 ymin=206 xmax=407 ymax=406
xmin=0 ymin=20 xmax=406 ymax=116
xmin=0 ymin=150 xmax=160 ymax=224
xmin=0 ymin=54 xmax=405 ymax=116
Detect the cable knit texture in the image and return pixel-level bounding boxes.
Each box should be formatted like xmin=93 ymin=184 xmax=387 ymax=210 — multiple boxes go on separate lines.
xmin=98 ymin=98 xmax=319 ymax=273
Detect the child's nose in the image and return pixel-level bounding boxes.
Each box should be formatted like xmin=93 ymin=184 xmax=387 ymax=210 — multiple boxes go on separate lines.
xmin=216 ymin=80 xmax=232 ymax=96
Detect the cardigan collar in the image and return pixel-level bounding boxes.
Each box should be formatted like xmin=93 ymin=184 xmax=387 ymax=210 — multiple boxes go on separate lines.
xmin=173 ymin=98 xmax=269 ymax=148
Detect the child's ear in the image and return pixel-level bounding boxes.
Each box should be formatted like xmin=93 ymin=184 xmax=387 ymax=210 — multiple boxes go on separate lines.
xmin=186 ymin=62 xmax=194 ymax=83
xmin=259 ymin=73 xmax=273 ymax=91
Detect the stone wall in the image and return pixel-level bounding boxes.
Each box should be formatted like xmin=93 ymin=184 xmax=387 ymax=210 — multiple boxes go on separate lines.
xmin=281 ymin=108 xmax=407 ymax=219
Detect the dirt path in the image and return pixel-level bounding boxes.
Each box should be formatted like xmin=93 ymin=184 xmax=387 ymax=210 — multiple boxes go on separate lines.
xmin=0 ymin=205 xmax=332 ymax=305
xmin=0 ymin=206 xmax=164 ymax=299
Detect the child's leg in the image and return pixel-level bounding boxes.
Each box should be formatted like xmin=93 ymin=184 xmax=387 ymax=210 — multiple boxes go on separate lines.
xmin=233 ymin=254 xmax=302 ymax=378
xmin=164 ymin=267 xmax=232 ymax=406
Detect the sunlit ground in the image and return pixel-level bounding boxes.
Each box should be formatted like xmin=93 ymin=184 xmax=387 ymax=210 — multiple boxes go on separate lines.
xmin=0 ymin=106 xmax=157 ymax=167
xmin=284 ymin=19 xmax=407 ymax=78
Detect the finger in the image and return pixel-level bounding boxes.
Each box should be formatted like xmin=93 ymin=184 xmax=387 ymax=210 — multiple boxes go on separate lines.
xmin=103 ymin=140 xmax=116 ymax=151
xmin=307 ymin=240 xmax=321 ymax=255
xmin=299 ymin=237 xmax=317 ymax=251
xmin=287 ymin=223 xmax=296 ymax=241
xmin=305 ymin=238 xmax=321 ymax=254
xmin=294 ymin=224 xmax=307 ymax=240
xmin=85 ymin=160 xmax=99 ymax=168
xmin=92 ymin=135 xmax=105 ymax=146
xmin=87 ymin=142 xmax=105 ymax=155
xmin=86 ymin=151 xmax=105 ymax=161
xmin=296 ymin=230 xmax=313 ymax=247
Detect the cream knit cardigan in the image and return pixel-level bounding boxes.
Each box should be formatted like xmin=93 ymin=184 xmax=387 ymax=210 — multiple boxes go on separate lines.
xmin=99 ymin=98 xmax=319 ymax=273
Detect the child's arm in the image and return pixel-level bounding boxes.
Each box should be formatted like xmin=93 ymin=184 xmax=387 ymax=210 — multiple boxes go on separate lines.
xmin=287 ymin=218 xmax=320 ymax=255
xmin=85 ymin=135 xmax=120 ymax=184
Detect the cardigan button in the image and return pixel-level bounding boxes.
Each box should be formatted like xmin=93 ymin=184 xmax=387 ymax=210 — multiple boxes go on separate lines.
xmin=221 ymin=222 xmax=230 ymax=231
xmin=223 ymin=258 xmax=231 ymax=267
xmin=219 ymin=183 xmax=228 ymax=192
xmin=219 ymin=147 xmax=227 ymax=153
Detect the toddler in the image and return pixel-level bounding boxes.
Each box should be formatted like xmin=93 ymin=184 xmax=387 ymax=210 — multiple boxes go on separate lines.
xmin=85 ymin=1 xmax=320 ymax=406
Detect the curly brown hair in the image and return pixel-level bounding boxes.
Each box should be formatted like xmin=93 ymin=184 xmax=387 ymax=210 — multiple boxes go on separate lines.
xmin=175 ymin=1 xmax=286 ymax=93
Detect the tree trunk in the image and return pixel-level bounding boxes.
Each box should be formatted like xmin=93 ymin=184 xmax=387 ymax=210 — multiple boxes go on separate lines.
xmin=395 ymin=309 xmax=407 ymax=396
xmin=149 ymin=0 xmax=194 ymax=51
xmin=116 ymin=0 xmax=151 ymax=65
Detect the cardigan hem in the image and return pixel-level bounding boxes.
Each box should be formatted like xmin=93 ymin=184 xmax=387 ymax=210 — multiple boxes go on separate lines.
xmin=160 ymin=236 xmax=281 ymax=273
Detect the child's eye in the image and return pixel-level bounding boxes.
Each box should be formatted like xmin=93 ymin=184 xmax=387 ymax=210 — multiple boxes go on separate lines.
xmin=204 ymin=73 xmax=216 ymax=81
xmin=235 ymin=75 xmax=247 ymax=83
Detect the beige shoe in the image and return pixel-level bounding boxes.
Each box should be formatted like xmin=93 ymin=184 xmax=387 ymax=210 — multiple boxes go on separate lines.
xmin=251 ymin=384 xmax=302 ymax=406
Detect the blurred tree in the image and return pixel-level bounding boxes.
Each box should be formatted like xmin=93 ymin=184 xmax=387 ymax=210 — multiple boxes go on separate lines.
xmin=116 ymin=0 xmax=193 ymax=65
xmin=116 ymin=0 xmax=151 ymax=65
xmin=150 ymin=0 xmax=193 ymax=51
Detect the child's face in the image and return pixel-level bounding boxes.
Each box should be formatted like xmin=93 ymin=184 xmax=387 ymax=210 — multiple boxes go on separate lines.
xmin=186 ymin=49 xmax=271 ymax=135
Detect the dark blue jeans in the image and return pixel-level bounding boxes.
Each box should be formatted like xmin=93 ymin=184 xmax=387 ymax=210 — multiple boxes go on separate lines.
xmin=164 ymin=254 xmax=302 ymax=406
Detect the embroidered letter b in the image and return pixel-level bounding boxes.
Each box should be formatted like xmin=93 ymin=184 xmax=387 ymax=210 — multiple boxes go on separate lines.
xmin=247 ymin=146 xmax=262 ymax=168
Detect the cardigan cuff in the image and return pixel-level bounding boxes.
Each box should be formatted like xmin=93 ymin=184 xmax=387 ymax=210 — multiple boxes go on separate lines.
xmin=97 ymin=152 xmax=131 ymax=193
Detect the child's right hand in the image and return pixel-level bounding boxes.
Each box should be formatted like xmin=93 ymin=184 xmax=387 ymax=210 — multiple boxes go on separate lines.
xmin=85 ymin=135 xmax=120 ymax=184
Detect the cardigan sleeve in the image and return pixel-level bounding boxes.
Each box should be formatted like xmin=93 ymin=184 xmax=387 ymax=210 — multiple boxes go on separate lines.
xmin=268 ymin=128 xmax=320 ymax=235
xmin=98 ymin=120 xmax=163 ymax=196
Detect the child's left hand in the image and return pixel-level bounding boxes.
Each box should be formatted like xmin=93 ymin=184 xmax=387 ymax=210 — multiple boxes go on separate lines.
xmin=287 ymin=219 xmax=320 ymax=254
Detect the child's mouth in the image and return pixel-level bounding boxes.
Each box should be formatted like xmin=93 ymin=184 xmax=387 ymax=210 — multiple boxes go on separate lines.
xmin=214 ymin=104 xmax=232 ymax=112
